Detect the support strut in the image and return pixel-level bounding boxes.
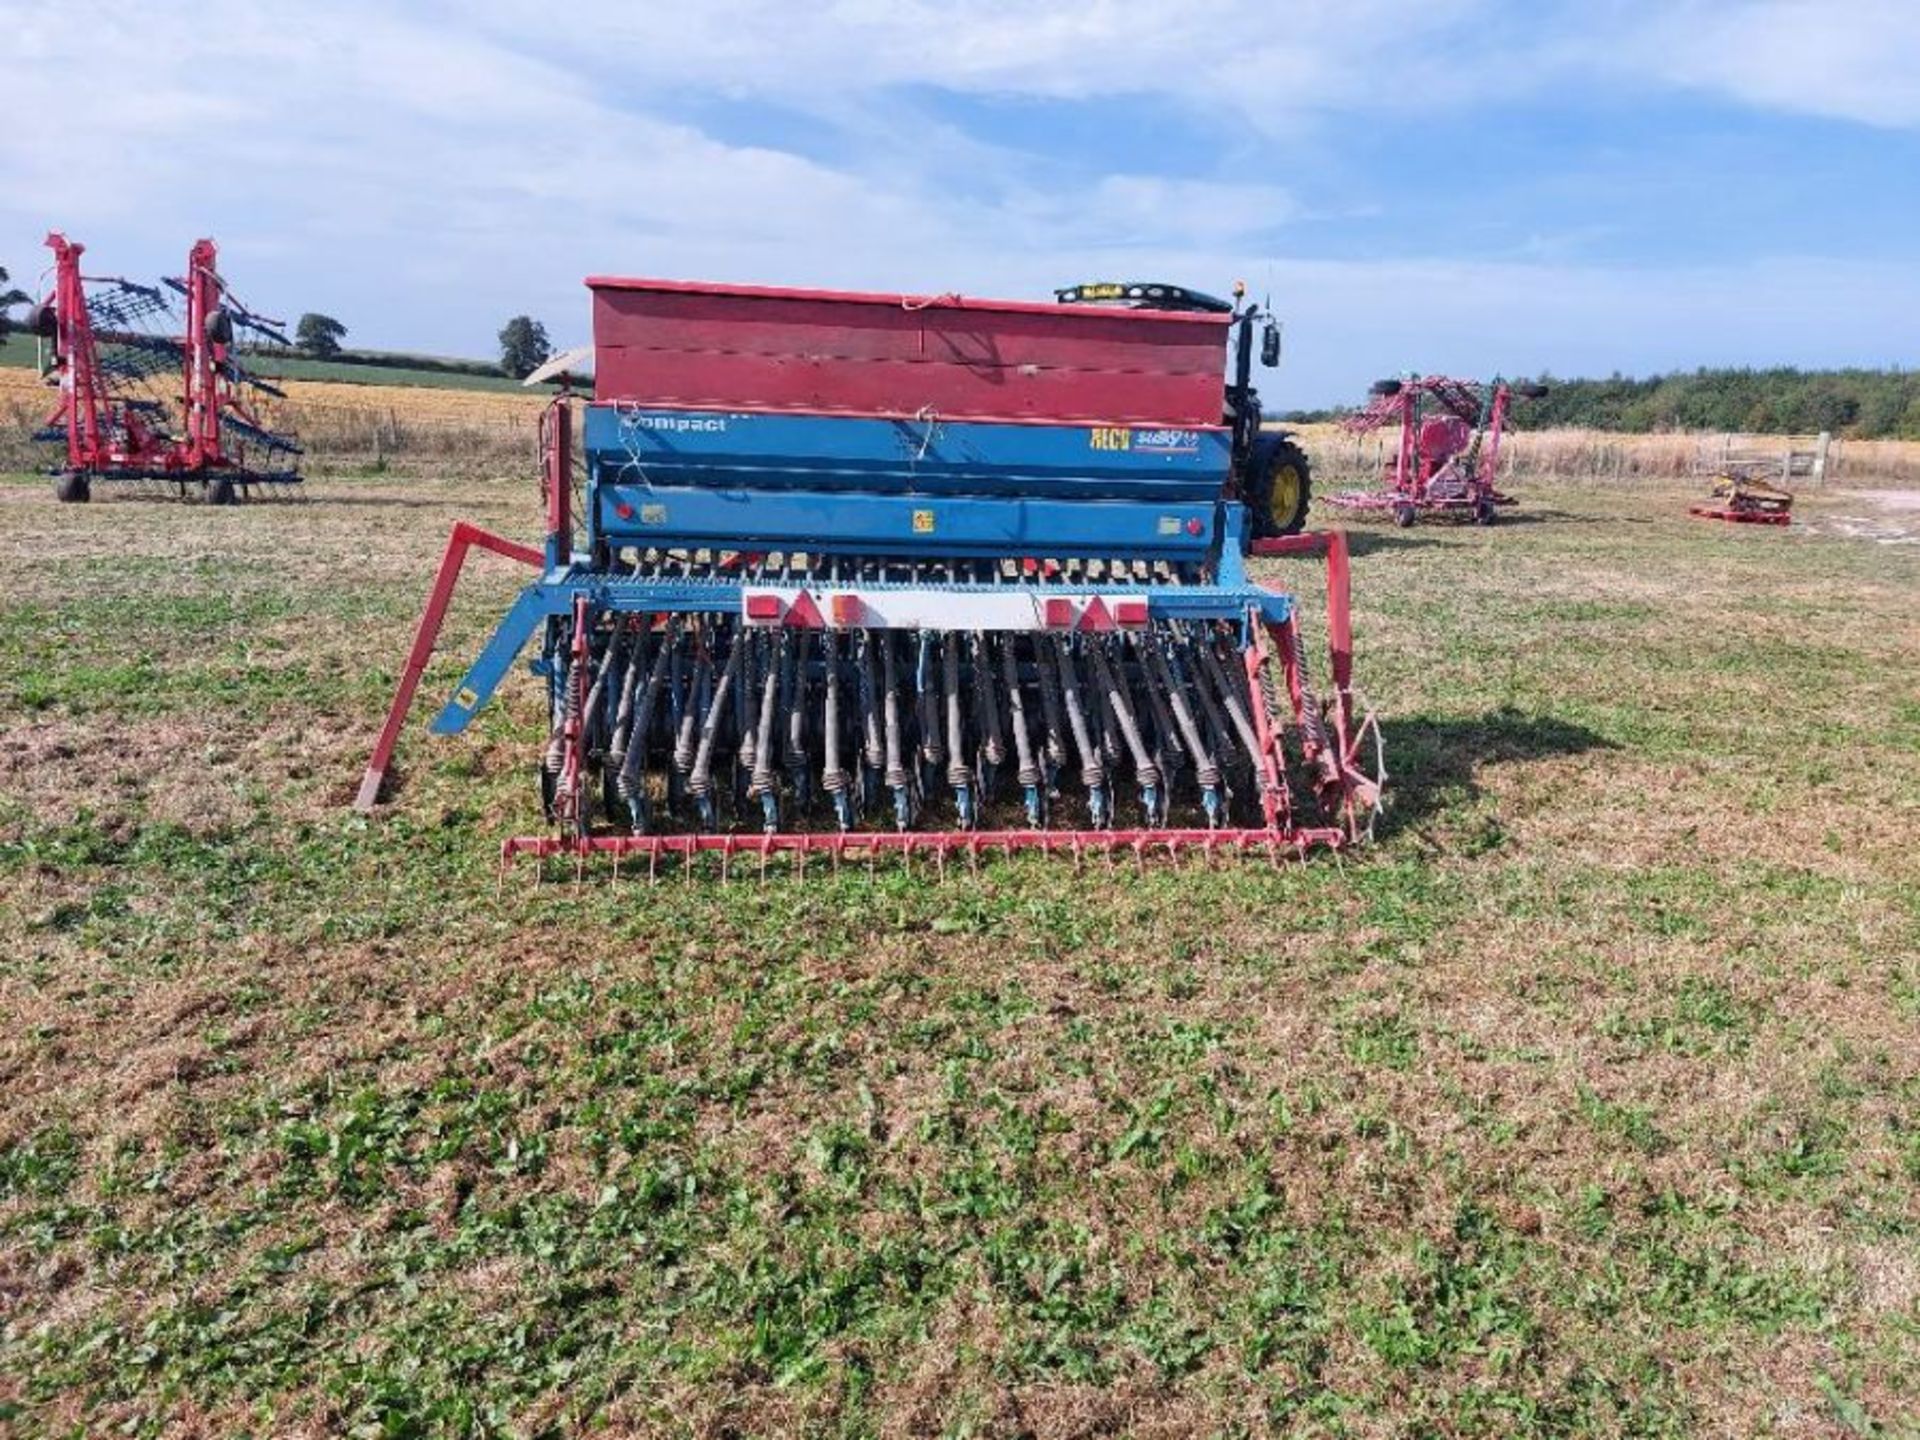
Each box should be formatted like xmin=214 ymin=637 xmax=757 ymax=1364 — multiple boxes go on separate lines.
xmin=354 ymin=522 xmax=544 ymax=811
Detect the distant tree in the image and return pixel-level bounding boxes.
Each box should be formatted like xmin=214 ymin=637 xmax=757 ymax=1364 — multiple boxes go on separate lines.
xmin=498 ymin=315 xmax=552 ymax=380
xmin=0 ymin=265 xmax=30 ymax=338
xmin=295 ymin=312 xmax=348 ymax=359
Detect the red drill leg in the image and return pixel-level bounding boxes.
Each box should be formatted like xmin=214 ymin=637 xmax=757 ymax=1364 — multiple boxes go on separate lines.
xmin=354 ymin=522 xmax=543 ymax=811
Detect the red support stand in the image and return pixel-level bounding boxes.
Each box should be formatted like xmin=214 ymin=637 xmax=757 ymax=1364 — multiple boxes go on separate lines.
xmin=354 ymin=523 xmax=545 ymax=811
xmin=1246 ymin=529 xmax=1381 ymax=838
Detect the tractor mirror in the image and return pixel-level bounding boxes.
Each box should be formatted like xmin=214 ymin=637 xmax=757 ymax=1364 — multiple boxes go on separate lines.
xmin=1260 ymin=320 xmax=1281 ymax=368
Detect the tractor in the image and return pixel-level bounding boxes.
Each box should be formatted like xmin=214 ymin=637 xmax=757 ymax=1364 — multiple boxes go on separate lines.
xmin=1054 ymin=282 xmax=1313 ymax=537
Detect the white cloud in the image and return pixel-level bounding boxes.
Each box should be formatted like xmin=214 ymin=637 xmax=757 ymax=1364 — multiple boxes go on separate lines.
xmin=1625 ymin=0 xmax=1920 ymax=129
xmin=0 ymin=0 xmax=1911 ymax=401
xmin=459 ymin=0 xmax=1507 ymax=131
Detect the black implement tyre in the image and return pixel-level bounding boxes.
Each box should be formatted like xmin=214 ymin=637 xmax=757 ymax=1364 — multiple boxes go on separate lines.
xmin=207 ymin=476 xmax=238 ymax=506
xmin=1393 ymin=503 xmax=1417 ymax=528
xmin=55 ymin=471 xmax=90 ymax=504
xmin=1474 ymin=498 xmax=1498 ymax=525
xmin=1370 ymin=378 xmax=1403 ymax=398
xmin=1250 ymin=437 xmax=1313 ymax=538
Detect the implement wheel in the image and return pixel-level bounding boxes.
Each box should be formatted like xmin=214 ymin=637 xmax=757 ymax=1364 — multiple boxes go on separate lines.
xmin=1250 ymin=437 xmax=1313 ymax=538
xmin=55 ymin=471 xmax=90 ymax=504
xmin=208 ymin=476 xmax=238 ymax=507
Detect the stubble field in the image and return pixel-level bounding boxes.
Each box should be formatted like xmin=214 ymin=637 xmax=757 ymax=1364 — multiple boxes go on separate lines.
xmin=0 ymin=462 xmax=1916 ymax=1437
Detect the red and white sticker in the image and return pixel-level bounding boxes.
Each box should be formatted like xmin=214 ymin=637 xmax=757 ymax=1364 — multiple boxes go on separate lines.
xmin=740 ymin=587 xmax=1150 ymax=631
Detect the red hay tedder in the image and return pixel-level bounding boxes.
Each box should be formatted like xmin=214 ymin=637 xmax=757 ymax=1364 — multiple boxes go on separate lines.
xmin=1325 ymin=375 xmax=1546 ymax=527
xmin=27 ymin=233 xmax=301 ymax=504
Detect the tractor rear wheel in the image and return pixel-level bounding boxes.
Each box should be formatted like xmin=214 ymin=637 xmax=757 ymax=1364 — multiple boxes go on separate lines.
xmin=55 ymin=472 xmax=90 ymax=504
xmin=1251 ymin=438 xmax=1313 ymax=538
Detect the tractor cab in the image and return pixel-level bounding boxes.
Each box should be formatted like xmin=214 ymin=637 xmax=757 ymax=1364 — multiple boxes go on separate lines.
xmin=1054 ymin=280 xmax=1311 ymax=536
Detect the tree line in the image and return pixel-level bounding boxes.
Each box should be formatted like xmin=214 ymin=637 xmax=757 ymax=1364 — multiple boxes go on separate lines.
xmin=290 ymin=312 xmax=553 ymax=381
xmin=0 ymin=276 xmax=556 ymax=385
xmin=1283 ymin=367 xmax=1920 ymax=439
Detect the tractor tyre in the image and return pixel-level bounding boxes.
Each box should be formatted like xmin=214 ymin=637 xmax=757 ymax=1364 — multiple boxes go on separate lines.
xmin=207 ymin=476 xmax=238 ymax=507
xmin=55 ymin=471 xmax=90 ymax=504
xmin=1250 ymin=437 xmax=1313 ymax=538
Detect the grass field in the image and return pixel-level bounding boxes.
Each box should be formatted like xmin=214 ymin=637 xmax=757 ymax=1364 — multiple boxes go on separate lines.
xmin=0 ymin=472 xmax=1917 ymax=1437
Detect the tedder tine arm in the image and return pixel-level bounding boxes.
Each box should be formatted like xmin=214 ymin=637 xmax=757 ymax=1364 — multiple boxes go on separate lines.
xmin=354 ymin=522 xmax=544 ymax=812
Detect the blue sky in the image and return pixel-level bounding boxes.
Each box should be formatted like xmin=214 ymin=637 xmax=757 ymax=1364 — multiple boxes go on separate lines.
xmin=3 ymin=0 xmax=1916 ymax=405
